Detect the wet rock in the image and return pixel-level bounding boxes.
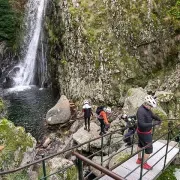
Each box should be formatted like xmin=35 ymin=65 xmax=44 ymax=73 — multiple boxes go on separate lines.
xmin=46 ymin=95 xmax=71 ymax=125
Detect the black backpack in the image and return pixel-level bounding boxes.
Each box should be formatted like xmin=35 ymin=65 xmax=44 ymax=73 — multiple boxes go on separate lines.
xmin=96 ymin=106 xmax=105 ymax=115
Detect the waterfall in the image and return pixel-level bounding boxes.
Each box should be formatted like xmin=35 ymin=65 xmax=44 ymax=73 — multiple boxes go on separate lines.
xmin=14 ymin=0 xmax=47 ymax=86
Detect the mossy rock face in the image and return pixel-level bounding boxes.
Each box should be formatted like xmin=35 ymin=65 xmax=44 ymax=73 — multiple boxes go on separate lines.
xmin=40 ymin=157 xmax=77 ymax=180
xmin=0 ymin=98 xmax=4 ymax=114
xmin=0 ymin=119 xmax=36 ymax=171
xmin=47 ymin=0 xmax=180 ymax=104
xmin=155 ymin=91 xmax=180 ymax=119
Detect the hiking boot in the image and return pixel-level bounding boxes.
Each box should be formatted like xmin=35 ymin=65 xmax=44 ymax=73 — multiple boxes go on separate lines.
xmin=143 ymin=163 xmax=153 ymax=170
xmin=99 ymin=132 xmax=104 ymax=136
xmin=84 ymin=127 xmax=87 ymax=130
xmin=136 ymin=158 xmax=142 ymax=164
xmin=88 ymin=128 xmax=90 ymax=132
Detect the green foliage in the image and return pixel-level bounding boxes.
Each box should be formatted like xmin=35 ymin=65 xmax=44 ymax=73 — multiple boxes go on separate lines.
xmin=4 ymin=169 xmax=29 ymax=180
xmin=0 ymin=119 xmax=34 ymax=170
xmin=0 ymin=0 xmax=23 ymax=47
xmin=157 ymin=165 xmax=180 ymax=180
xmin=0 ymin=98 xmax=4 ymax=113
xmin=169 ymin=0 xmax=180 ymax=19
xmin=57 ymin=166 xmax=78 ymax=180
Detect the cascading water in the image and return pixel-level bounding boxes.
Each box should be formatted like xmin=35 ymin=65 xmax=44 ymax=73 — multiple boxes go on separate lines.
xmin=2 ymin=0 xmax=58 ymax=141
xmin=14 ymin=0 xmax=47 ymax=87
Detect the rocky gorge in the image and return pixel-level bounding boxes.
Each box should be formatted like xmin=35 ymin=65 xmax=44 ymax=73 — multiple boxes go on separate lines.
xmin=0 ymin=0 xmax=180 ymax=179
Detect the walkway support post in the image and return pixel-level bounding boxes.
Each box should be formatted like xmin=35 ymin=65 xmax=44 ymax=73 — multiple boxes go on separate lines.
xmin=41 ymin=154 xmax=47 ymax=180
xmin=77 ymin=157 xmax=83 ymax=180
xmin=140 ymin=149 xmax=145 ymax=180
xmin=163 ymin=122 xmax=170 ymax=170
xmin=101 ymin=136 xmax=104 ymax=167
xmin=108 ymin=134 xmax=112 ymax=156
xmin=131 ymin=134 xmax=135 ymax=155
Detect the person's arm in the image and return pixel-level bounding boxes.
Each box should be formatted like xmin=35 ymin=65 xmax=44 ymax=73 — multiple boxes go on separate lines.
xmin=128 ymin=115 xmax=136 ymax=120
xmin=137 ymin=111 xmax=152 ymax=128
xmin=100 ymin=111 xmax=109 ymax=124
xmin=152 ymin=113 xmax=161 ymax=121
xmin=90 ymin=108 xmax=93 ymax=116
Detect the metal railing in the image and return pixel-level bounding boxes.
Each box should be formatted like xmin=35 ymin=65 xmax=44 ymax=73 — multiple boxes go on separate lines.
xmin=0 ymin=119 xmax=180 ymax=180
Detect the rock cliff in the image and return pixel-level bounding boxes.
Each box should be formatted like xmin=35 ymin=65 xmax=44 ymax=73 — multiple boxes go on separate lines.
xmin=46 ymin=0 xmax=180 ymax=104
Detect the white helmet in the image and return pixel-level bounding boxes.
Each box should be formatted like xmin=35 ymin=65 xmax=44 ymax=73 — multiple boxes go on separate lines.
xmin=84 ymin=100 xmax=89 ymax=104
xmin=121 ymin=114 xmax=128 ymax=119
xmin=104 ymin=107 xmax=111 ymax=113
xmin=144 ymin=95 xmax=157 ymax=108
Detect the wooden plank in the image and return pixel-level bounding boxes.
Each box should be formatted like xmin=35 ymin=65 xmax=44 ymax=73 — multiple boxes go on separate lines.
xmin=100 ymin=141 xmax=179 ymax=180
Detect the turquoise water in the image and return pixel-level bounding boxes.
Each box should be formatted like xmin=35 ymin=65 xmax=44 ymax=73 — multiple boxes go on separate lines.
xmin=3 ymin=86 xmax=58 ymax=140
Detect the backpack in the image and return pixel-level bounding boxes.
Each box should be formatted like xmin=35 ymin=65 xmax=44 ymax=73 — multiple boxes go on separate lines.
xmin=96 ymin=106 xmax=105 ymax=115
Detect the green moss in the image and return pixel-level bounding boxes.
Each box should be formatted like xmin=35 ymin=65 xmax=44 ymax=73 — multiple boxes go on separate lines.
xmin=127 ymin=89 xmax=133 ymax=97
xmin=117 ymin=154 xmax=130 ymax=162
xmin=95 ymin=60 xmax=100 ymax=69
xmin=0 ymin=98 xmax=4 ymax=113
xmin=169 ymin=0 xmax=180 ymax=19
xmin=0 ymin=0 xmax=24 ymax=49
xmin=54 ymin=165 xmax=77 ymax=180
xmin=0 ymin=119 xmax=34 ymax=169
xmin=157 ymin=165 xmax=180 ymax=180
xmin=3 ymin=169 xmax=29 ymax=180
xmin=38 ymin=165 xmax=51 ymax=179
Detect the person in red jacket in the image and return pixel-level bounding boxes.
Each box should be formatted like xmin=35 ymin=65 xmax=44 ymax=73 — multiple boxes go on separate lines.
xmin=97 ymin=107 xmax=111 ymax=136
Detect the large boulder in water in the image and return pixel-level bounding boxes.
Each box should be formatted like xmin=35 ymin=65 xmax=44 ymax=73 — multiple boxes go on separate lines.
xmin=46 ymin=95 xmax=71 ymax=125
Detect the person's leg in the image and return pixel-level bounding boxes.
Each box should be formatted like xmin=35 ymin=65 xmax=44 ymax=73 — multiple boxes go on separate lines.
xmin=84 ymin=117 xmax=87 ymax=130
xmin=99 ymin=119 xmax=104 ymax=135
xmin=136 ymin=133 xmax=143 ymax=162
xmin=102 ymin=121 xmax=106 ymax=133
xmin=87 ymin=117 xmax=90 ymax=131
xmin=142 ymin=134 xmax=153 ymax=170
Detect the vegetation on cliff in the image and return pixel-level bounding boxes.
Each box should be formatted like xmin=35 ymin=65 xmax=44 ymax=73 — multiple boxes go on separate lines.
xmin=0 ymin=0 xmax=26 ymax=49
xmin=46 ymin=0 xmax=180 ymax=104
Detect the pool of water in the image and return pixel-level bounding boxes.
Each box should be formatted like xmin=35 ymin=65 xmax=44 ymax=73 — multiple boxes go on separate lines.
xmin=3 ymin=86 xmax=58 ymax=141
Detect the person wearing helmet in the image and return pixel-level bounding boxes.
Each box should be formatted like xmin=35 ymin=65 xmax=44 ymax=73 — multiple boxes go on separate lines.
xmin=97 ymin=107 xmax=111 ymax=136
xmin=82 ymin=100 xmax=93 ymax=132
xmin=121 ymin=114 xmax=137 ymax=146
xmin=136 ymin=95 xmax=162 ymax=170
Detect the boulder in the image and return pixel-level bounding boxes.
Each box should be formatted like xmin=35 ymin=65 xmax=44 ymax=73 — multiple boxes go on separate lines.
xmin=47 ymin=157 xmax=77 ymax=180
xmin=122 ymin=88 xmax=167 ymax=119
xmin=46 ymin=95 xmax=71 ymax=125
xmin=73 ymin=122 xmax=109 ymax=152
xmin=155 ymin=91 xmax=178 ymax=119
xmin=90 ymin=155 xmax=109 ymax=176
xmin=122 ymin=87 xmax=147 ymax=115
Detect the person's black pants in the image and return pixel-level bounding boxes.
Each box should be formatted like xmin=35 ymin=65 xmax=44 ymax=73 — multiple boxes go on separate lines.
xmin=84 ymin=117 xmax=90 ymax=128
xmin=98 ymin=119 xmax=105 ymax=133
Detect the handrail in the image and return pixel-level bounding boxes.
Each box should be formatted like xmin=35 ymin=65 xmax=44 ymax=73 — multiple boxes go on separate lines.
xmin=111 ymin=123 xmax=180 ymax=170
xmin=94 ymin=122 xmax=180 ymax=180
xmin=0 ymin=127 xmax=124 ymax=175
xmin=0 ymin=119 xmax=179 ymax=178
xmin=73 ymin=151 xmax=125 ymax=180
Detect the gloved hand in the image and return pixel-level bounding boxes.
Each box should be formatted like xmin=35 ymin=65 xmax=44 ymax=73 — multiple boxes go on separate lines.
xmin=153 ymin=121 xmax=161 ymax=126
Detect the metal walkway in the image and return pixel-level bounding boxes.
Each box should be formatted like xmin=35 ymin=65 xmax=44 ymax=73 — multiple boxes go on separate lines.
xmin=0 ymin=120 xmax=179 ymax=180
xmin=100 ymin=141 xmax=179 ymax=180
